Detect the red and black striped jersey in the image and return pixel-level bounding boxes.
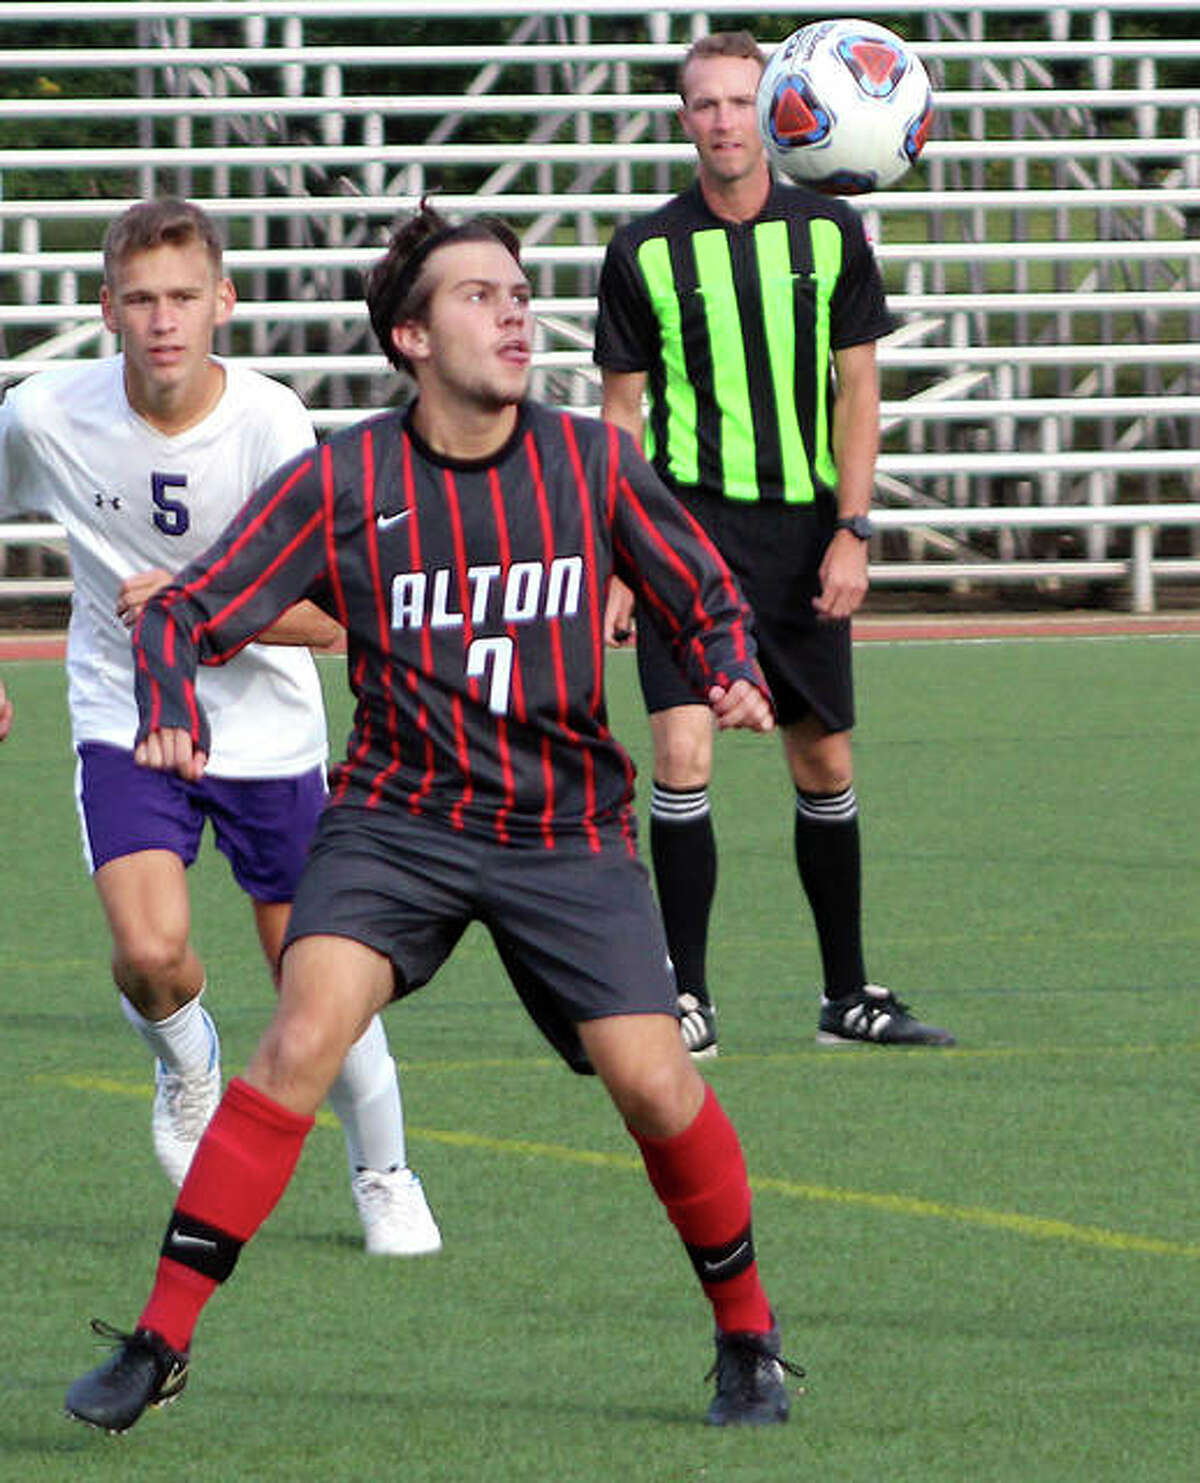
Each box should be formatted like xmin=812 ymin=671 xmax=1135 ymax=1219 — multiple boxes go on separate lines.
xmin=133 ymin=400 xmax=766 ymax=849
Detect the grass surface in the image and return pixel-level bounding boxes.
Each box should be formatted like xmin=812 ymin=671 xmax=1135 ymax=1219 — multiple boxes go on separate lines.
xmin=0 ymin=635 xmax=1196 ymax=1482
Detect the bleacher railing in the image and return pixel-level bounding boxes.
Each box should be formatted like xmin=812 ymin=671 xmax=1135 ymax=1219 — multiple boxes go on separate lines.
xmin=1 ymin=1 xmax=1197 ymax=609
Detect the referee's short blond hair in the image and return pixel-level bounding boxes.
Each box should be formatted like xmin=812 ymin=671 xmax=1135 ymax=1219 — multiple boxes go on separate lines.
xmin=678 ymin=31 xmax=765 ymax=101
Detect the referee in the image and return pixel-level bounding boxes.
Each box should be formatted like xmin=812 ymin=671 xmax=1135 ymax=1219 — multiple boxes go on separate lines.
xmin=595 ymin=30 xmax=954 ymax=1051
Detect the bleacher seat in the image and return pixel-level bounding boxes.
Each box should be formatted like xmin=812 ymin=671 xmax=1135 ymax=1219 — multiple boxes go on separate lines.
xmin=1 ymin=0 xmax=1197 ymax=608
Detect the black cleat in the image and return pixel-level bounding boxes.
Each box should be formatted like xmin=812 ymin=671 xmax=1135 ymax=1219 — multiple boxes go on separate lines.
xmin=65 ymin=1320 xmax=189 ymax=1434
xmin=705 ymin=1324 xmax=803 ymax=1427
xmin=817 ymin=984 xmax=956 ymax=1047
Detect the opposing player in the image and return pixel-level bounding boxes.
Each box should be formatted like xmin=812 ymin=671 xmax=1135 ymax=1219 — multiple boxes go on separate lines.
xmin=0 ymin=198 xmax=440 ymax=1254
xmin=595 ymin=32 xmax=954 ymax=1053
xmin=64 ymin=204 xmax=802 ymax=1433
xmin=0 ymin=674 xmax=11 ymax=740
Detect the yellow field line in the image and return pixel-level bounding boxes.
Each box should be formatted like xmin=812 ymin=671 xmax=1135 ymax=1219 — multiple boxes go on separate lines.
xmin=38 ymin=1071 xmax=1199 ymax=1260
xmin=747 ymin=1174 xmax=1200 ymax=1258
xmin=323 ymin=1040 xmax=1200 ymax=1072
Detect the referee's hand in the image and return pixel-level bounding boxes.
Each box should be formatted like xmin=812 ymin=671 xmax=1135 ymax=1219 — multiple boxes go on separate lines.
xmin=603 ymin=575 xmax=637 ymax=648
xmin=708 ymin=679 xmax=775 ymax=733
xmin=813 ymin=530 xmax=869 ymax=620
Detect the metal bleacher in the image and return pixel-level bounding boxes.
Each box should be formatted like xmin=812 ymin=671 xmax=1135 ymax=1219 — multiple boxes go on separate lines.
xmin=1 ymin=0 xmax=1197 ymax=610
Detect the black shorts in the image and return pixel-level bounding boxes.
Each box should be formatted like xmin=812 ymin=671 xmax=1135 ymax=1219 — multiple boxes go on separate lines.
xmin=637 ymin=491 xmax=855 ymax=732
xmin=284 ymin=804 xmax=676 ymax=1073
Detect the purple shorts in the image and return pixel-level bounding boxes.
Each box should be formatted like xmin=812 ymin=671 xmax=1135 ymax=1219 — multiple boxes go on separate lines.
xmin=75 ymin=742 xmax=326 ymax=903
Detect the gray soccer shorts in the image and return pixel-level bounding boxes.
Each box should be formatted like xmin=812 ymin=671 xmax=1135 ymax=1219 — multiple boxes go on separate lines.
xmin=284 ymin=802 xmax=677 ymax=1073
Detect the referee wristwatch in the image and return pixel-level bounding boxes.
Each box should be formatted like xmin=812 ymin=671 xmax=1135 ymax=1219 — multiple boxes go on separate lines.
xmin=834 ymin=514 xmax=874 ymax=541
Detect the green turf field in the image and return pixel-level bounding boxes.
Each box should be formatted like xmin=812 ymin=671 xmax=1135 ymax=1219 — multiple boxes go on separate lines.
xmin=0 ymin=636 xmax=1196 ymax=1482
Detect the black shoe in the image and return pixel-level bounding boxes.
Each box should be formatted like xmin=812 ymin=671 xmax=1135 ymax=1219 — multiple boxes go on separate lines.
xmin=817 ymin=984 xmax=956 ymax=1047
xmin=705 ymin=1324 xmax=803 ymax=1427
xmin=678 ymin=992 xmax=718 ymax=1060
xmin=65 ymin=1320 xmax=189 ymax=1434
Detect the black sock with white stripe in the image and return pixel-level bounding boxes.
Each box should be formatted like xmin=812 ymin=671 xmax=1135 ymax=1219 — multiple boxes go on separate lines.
xmin=794 ymin=785 xmax=866 ymax=1001
xmin=650 ymin=782 xmax=716 ymax=1006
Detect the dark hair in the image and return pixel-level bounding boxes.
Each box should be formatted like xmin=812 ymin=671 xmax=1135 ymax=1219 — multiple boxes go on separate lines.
xmin=365 ymin=203 xmax=522 ymax=374
xmin=678 ymin=31 xmax=765 ymax=101
xmin=102 ymin=198 xmax=224 ymax=285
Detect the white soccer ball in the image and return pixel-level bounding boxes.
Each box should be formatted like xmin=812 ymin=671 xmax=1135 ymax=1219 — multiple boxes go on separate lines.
xmin=757 ymin=18 xmax=934 ymax=195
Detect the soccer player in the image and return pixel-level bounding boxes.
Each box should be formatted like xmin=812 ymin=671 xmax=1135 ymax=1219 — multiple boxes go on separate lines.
xmin=594 ymin=32 xmax=954 ymax=1053
xmin=0 ymin=198 xmax=440 ymax=1255
xmin=0 ymin=673 xmax=12 ymax=739
xmin=63 ymin=204 xmax=803 ymax=1434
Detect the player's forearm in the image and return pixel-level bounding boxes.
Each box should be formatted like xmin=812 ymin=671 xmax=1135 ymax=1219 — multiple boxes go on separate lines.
xmin=161 ymin=453 xmax=329 ymax=663
xmin=619 ymin=492 xmax=764 ymax=704
xmin=683 ymin=601 xmax=770 ymax=710
xmin=255 ymin=600 xmax=345 ymax=653
xmin=128 ymin=529 xmax=315 ymax=751
xmin=132 ymin=601 xmax=210 ymax=756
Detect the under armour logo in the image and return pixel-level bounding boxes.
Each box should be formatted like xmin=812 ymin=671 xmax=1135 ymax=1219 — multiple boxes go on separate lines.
xmin=93 ymin=492 xmax=123 ymax=511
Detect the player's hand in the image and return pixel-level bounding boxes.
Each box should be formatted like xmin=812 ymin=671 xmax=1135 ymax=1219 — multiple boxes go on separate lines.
xmin=134 ymin=727 xmax=208 ymax=781
xmin=116 ymin=567 xmax=171 ymax=628
xmin=0 ymin=676 xmax=12 ymax=741
xmin=812 ymin=530 xmax=869 ymax=621
xmin=604 ymin=576 xmax=637 ymax=649
xmin=708 ymin=678 xmax=775 ymax=733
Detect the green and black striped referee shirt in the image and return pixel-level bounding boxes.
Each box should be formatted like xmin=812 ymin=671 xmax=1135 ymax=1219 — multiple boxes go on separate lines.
xmin=594 ymin=179 xmax=894 ymax=506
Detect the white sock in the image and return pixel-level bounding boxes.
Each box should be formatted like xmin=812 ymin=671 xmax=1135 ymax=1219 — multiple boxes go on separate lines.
xmin=120 ymin=985 xmax=219 ymax=1077
xmin=326 ymin=1014 xmax=408 ymax=1175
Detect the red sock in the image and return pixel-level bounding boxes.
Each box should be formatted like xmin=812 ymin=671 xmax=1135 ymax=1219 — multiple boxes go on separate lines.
xmin=631 ymin=1083 xmax=772 ymax=1335
xmin=139 ymin=1077 xmax=314 ymax=1352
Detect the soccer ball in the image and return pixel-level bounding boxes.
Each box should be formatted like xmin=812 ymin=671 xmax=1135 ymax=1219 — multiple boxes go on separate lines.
xmin=757 ymin=19 xmax=933 ymax=195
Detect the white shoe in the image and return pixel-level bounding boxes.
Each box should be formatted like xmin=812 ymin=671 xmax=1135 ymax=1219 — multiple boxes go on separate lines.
xmin=152 ymin=1059 xmax=222 ymax=1187
xmin=351 ymin=1168 xmax=443 ymax=1257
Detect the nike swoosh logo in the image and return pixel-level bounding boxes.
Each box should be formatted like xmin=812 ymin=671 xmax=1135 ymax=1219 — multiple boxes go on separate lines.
xmin=376 ymin=508 xmax=412 ymax=532
xmin=169 ymin=1232 xmax=218 ymax=1252
xmin=701 ymin=1240 xmax=750 ymax=1277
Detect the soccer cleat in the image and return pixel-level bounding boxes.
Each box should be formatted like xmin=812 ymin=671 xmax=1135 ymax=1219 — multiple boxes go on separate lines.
xmin=152 ymin=1058 xmax=222 ymax=1187
xmin=816 ymin=984 xmax=956 ymax=1047
xmin=351 ymin=1167 xmax=443 ymax=1256
xmin=705 ymin=1324 xmax=803 ymax=1427
xmin=678 ymin=992 xmax=718 ymax=1060
xmin=65 ymin=1320 xmax=189 ymax=1434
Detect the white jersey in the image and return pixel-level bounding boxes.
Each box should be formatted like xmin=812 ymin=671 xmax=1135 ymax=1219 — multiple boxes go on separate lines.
xmin=0 ymin=356 xmax=327 ymax=777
